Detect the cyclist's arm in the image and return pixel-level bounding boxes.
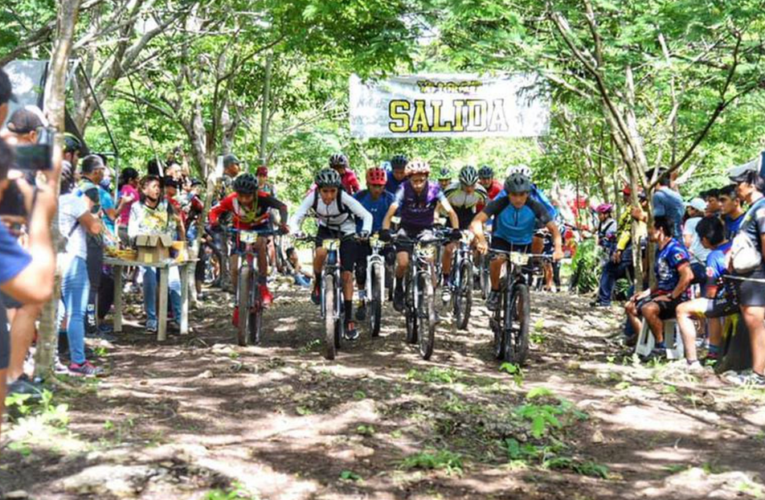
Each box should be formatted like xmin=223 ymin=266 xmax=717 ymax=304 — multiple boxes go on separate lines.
xmin=382 ymin=202 xmax=399 ymax=231
xmin=262 ymin=193 xmax=289 ymax=226
xmin=208 ymin=194 xmax=234 ymax=226
xmin=436 ymin=193 xmax=459 ymax=230
xmin=344 ymin=193 xmax=373 ymax=233
xmin=470 ymin=211 xmax=490 ymax=244
xmin=288 ymin=192 xmax=314 ymax=232
xmin=668 ymin=263 xmax=693 ymax=300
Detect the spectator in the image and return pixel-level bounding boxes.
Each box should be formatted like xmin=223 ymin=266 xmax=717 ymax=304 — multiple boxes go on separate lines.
xmin=704 ymin=188 xmax=722 ymax=217
xmin=164 ymin=177 xmax=185 ymax=229
xmin=80 ymin=155 xmax=117 ymax=235
xmin=58 ymin=163 xmax=103 ymax=375
xmin=128 ymin=175 xmax=184 ymax=333
xmin=117 ymin=167 xmax=140 ymax=244
xmin=675 ymin=216 xmax=733 ymax=371
xmin=724 ymin=163 xmax=765 ymax=387
xmin=625 ymin=216 xmax=693 ymax=353
xmin=217 ymin=153 xmax=241 ymax=201
xmin=256 ymin=166 xmax=275 ymax=196
xmin=286 ymin=247 xmax=312 ymax=287
xmin=719 ymin=184 xmax=745 ymax=240
xmin=683 ymin=198 xmax=711 ymax=285
xmin=165 ymin=161 xmax=182 ymax=182
xmin=644 ymin=168 xmax=686 ymax=238
xmin=0 ymin=136 xmax=58 ymax=438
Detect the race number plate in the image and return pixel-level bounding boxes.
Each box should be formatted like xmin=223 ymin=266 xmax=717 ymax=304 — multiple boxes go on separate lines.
xmin=240 ymin=230 xmax=258 ymax=244
xmin=509 ymin=252 xmax=530 ymax=266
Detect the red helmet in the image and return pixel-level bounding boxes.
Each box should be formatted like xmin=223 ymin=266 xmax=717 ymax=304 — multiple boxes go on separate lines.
xmin=256 ymin=165 xmax=268 ymax=176
xmin=366 ymin=167 xmax=387 ymax=186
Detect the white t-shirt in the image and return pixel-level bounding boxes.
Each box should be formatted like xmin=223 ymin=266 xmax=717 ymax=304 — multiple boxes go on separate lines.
xmin=683 ymin=217 xmax=710 ymax=265
xmin=58 ymin=193 xmax=89 ymax=259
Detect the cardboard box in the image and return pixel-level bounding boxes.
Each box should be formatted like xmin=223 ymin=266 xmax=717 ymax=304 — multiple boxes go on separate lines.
xmin=135 ymin=234 xmax=174 ymax=264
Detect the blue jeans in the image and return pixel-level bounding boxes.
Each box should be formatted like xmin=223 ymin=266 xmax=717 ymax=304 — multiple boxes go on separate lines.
xmin=60 ymin=255 xmax=90 ymax=364
xmin=597 ymin=259 xmax=632 ymax=305
xmin=142 ymin=267 xmax=181 ymax=323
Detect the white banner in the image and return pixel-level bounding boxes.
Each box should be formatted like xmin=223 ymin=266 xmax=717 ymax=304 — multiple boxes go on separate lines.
xmin=349 ymin=73 xmax=549 ymax=139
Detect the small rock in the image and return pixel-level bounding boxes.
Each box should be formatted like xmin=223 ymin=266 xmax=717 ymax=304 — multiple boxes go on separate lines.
xmin=4 ymin=491 xmax=29 ymax=499
xmin=196 ymin=370 xmax=214 ymax=379
xmin=591 ymin=429 xmax=605 ymax=443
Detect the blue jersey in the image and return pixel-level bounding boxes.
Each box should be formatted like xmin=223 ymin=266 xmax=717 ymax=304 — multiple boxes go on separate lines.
xmin=653 ymin=188 xmax=685 ymax=238
xmin=705 ymin=241 xmax=733 ymax=297
xmin=724 ymin=213 xmax=744 ymax=240
xmin=385 ymin=175 xmax=406 ymax=196
xmin=655 ymin=238 xmax=690 ymax=293
xmin=354 ymin=189 xmax=394 ymax=233
xmin=495 ymin=184 xmax=557 ymax=220
xmin=482 ymin=196 xmax=551 ymax=245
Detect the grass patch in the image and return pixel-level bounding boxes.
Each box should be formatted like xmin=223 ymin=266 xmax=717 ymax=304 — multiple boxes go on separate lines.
xmin=402 ymin=450 xmax=464 ymax=475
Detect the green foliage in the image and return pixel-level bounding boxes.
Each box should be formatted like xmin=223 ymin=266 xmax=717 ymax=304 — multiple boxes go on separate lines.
xmin=499 ymin=362 xmax=524 ymax=387
xmin=406 ymin=367 xmax=465 ymax=385
xmin=204 ymin=483 xmax=257 ymax=500
xmin=5 ymin=390 xmax=70 ymax=427
xmin=402 ymin=449 xmax=464 ymax=475
xmin=569 ymin=239 xmax=601 ymax=294
xmin=543 ymin=457 xmax=610 ymax=479
xmin=339 ymin=470 xmax=363 ymax=482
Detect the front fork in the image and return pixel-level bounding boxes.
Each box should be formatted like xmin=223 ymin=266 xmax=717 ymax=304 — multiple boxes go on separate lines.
xmin=366 ymin=254 xmax=385 ymax=301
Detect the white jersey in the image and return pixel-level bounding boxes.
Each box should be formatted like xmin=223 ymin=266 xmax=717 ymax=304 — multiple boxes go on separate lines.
xmin=290 ymin=189 xmax=373 ymax=235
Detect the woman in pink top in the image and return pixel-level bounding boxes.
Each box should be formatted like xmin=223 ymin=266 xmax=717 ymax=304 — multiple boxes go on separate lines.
xmin=117 ymin=168 xmax=140 ymax=244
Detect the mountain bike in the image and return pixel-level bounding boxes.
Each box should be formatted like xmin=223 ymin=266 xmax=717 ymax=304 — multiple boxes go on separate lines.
xmin=230 ymin=227 xmax=277 ymax=346
xmin=364 ymin=234 xmax=386 ymax=338
xmin=449 ymin=231 xmax=474 ymax=330
xmin=475 ymin=233 xmax=492 ymax=300
xmin=395 ymin=231 xmax=445 ymax=360
xmin=488 ymin=250 xmax=546 ymax=365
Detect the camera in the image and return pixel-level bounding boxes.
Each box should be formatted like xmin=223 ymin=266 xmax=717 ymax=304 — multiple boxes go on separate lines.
xmin=14 ymin=126 xmax=55 ymax=171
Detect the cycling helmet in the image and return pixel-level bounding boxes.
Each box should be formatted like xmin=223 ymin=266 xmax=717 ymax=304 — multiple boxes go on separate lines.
xmin=437 ymin=167 xmax=452 ymax=180
xmin=329 ymin=153 xmax=349 ymax=168
xmin=405 ymin=159 xmax=431 ymax=177
xmin=507 ymin=164 xmax=532 ymax=177
xmin=478 ymin=165 xmax=494 ymax=179
xmin=233 ymin=173 xmax=259 ymax=195
xmin=595 ymin=203 xmax=614 ymax=214
xmin=504 ymin=173 xmax=531 ymax=194
xmin=366 ymin=167 xmax=387 ymax=186
xmin=390 ymin=154 xmax=408 ymax=170
xmin=459 ymin=165 xmax=479 ymax=186
xmin=63 ymin=133 xmax=83 ymax=154
xmin=315 ymin=167 xmax=342 ymax=188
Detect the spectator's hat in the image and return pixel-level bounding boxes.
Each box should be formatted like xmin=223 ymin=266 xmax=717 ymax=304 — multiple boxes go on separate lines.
xmin=728 ymin=158 xmax=759 ymax=183
xmin=685 ymin=197 xmax=707 ymax=213
xmin=6 ymin=106 xmax=44 ymax=134
xmin=223 ymin=154 xmax=240 ymax=167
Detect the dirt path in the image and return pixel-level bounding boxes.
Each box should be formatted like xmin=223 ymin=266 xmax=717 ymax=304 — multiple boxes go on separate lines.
xmin=2 ymin=279 xmax=765 ymax=500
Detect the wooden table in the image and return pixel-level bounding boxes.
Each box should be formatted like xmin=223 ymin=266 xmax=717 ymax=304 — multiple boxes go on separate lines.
xmin=104 ymin=257 xmax=194 ymax=341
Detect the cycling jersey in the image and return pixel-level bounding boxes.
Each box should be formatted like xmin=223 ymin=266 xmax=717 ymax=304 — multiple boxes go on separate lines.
xmin=724 ymin=213 xmax=744 ymax=240
xmin=705 ymin=241 xmax=733 ymax=297
xmin=394 ymin=180 xmax=450 ymax=232
xmin=354 ymin=189 xmax=395 ymax=233
xmin=482 ymin=197 xmax=551 ymax=246
xmin=654 ymin=238 xmax=690 ymax=293
xmin=208 ymin=192 xmax=288 ymax=230
xmin=340 ymin=170 xmax=361 ymax=195
xmin=385 ymin=175 xmax=406 ymax=196
xmin=495 ymin=184 xmax=558 ymax=220
xmin=443 ymin=182 xmax=488 ymax=229
xmin=485 ymin=179 xmax=503 ymax=200
xmin=290 ymin=188 xmax=373 ymax=236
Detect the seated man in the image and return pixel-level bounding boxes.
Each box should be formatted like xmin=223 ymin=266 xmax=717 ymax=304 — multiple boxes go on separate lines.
xmin=471 ymin=173 xmax=563 ymax=311
xmin=675 ymin=216 xmax=734 ymax=370
xmin=625 ymin=216 xmax=694 ymax=354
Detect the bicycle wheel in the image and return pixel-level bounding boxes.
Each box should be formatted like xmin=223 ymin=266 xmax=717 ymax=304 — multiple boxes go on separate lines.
xmin=248 ymin=280 xmax=262 ymax=345
xmin=454 ymin=260 xmax=473 ymax=330
xmin=237 ymin=266 xmax=250 ymax=347
xmin=480 ymin=258 xmax=491 ymax=300
xmin=370 ymin=263 xmax=383 ymax=338
xmin=404 ymin=276 xmax=418 ymax=344
xmin=324 ymin=274 xmax=337 ymax=360
xmin=503 ymin=283 xmax=530 ymax=365
xmin=419 ymin=271 xmax=436 ymax=360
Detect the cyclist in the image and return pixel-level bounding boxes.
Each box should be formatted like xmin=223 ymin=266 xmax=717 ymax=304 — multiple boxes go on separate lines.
xmin=208 ymin=173 xmax=289 ymax=317
xmin=478 ymin=165 xmax=503 ymax=200
xmin=290 ymin=168 xmax=373 ymax=340
xmin=354 ymin=167 xmax=395 ymax=320
xmin=437 ymin=167 xmax=453 ymax=191
xmin=329 ymin=153 xmax=360 ymax=195
xmin=385 ymin=154 xmax=408 ymax=195
xmin=380 ymin=160 xmax=460 ymax=312
xmin=440 ymin=165 xmax=488 ymax=302
xmin=471 ymin=172 xmax=564 ymax=311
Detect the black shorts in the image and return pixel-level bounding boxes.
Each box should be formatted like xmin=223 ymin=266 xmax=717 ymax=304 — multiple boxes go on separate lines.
xmin=0 ymin=291 xmax=22 ymax=310
xmin=394 ymin=227 xmax=433 ymax=255
xmin=687 ymin=294 xmax=739 ymax=319
xmin=636 ymin=294 xmax=685 ymax=320
xmin=735 ymin=267 xmax=765 ymax=307
xmin=316 ymin=226 xmax=358 ymax=273
xmin=490 ymin=237 xmax=531 ymax=255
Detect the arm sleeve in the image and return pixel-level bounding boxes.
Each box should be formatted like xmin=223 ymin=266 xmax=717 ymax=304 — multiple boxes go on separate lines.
xmin=208 ymin=194 xmax=234 ymax=225
xmin=263 ymin=194 xmax=289 ymax=223
xmin=481 ymin=197 xmax=509 ymax=217
xmin=289 ymin=193 xmax=314 ymax=230
xmin=344 ymin=193 xmax=373 ymax=233
xmin=393 ymin=186 xmax=405 ymax=205
xmin=349 ymin=173 xmax=361 ymax=194
xmin=529 ymin=199 xmax=552 ymax=225
xmin=438 ymin=195 xmax=454 ymax=214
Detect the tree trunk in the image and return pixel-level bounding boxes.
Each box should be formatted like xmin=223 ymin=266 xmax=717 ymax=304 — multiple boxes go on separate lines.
xmin=35 ymin=0 xmax=83 ymax=380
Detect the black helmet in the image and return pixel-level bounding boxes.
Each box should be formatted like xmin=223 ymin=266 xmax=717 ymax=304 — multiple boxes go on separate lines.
xmin=504 ymin=173 xmax=531 ymax=194
xmin=329 ymin=153 xmax=349 ymax=168
xmin=315 ymin=168 xmax=342 ymax=188
xmin=478 ymin=165 xmax=494 ymax=179
xmin=63 ymin=133 xmax=83 ymax=154
xmin=233 ymin=173 xmax=258 ymax=195
xmin=190 ymin=178 xmax=204 ymax=187
xmin=390 ymin=154 xmax=408 ymax=170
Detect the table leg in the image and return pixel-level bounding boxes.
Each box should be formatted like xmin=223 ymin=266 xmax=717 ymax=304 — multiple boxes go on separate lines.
xmin=113 ymin=265 xmax=123 ymax=333
xmin=180 ymin=264 xmax=189 ymax=335
xmin=158 ymin=267 xmax=168 ymax=341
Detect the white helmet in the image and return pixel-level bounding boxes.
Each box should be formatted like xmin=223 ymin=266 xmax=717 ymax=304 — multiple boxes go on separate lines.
xmin=506 ymin=164 xmax=532 ymax=178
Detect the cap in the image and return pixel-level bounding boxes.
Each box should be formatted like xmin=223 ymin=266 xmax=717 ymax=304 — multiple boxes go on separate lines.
xmin=256 ymin=165 xmax=268 ymax=176
xmin=223 ymin=154 xmax=240 ymax=167
xmin=685 ymin=197 xmax=707 ymax=213
xmin=728 ymin=158 xmax=759 ymax=183
xmin=6 ymin=107 xmax=44 ymax=134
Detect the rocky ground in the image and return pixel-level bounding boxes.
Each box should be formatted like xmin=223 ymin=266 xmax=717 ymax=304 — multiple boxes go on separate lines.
xmin=1 ymin=278 xmax=764 ymax=500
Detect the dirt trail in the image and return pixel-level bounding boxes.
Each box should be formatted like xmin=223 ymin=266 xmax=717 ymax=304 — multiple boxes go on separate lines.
xmin=2 ymin=280 xmax=764 ymax=500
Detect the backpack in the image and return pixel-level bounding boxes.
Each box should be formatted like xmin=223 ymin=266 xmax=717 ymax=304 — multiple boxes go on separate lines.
xmin=728 ymin=198 xmax=765 ymax=275
xmin=311 ymin=188 xmax=352 ymax=227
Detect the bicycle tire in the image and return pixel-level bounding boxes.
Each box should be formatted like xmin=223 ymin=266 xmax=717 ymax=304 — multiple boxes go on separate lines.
xmin=455 ymin=260 xmax=473 ymax=330
xmin=480 ymin=258 xmax=491 ymax=300
xmin=503 ymin=283 xmax=530 ymax=365
xmin=370 ymin=263 xmax=382 ymax=338
xmin=248 ymin=278 xmax=262 ymax=345
xmin=419 ymin=271 xmax=436 ymax=360
xmin=405 ymin=276 xmax=418 ymax=344
xmin=324 ymin=274 xmax=337 ymax=360
xmin=237 ymin=266 xmax=250 ymax=347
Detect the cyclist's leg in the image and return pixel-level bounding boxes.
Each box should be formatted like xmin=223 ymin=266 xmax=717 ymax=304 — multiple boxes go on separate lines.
xmin=442 ymin=241 xmax=455 ymax=283
xmin=256 ymin=236 xmax=269 ymax=280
